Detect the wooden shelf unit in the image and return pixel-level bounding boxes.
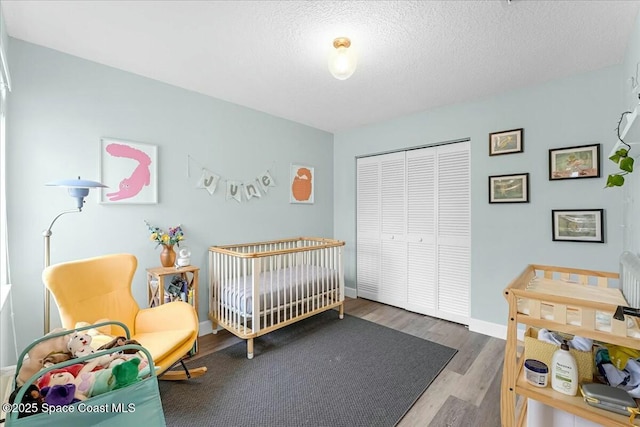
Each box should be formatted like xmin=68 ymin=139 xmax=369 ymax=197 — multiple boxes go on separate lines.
xmin=146 ymin=265 xmax=199 ymax=308
xmin=501 ymin=264 xmax=640 ymax=427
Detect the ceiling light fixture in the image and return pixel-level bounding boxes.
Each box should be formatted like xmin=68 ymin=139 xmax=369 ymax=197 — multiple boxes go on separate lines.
xmin=328 ymin=37 xmax=357 ymax=80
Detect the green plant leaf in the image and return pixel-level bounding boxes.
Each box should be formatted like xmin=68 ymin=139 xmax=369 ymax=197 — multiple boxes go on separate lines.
xmin=606 ymin=174 xmax=625 ymax=187
xmin=620 ymin=157 xmax=634 ymax=173
xmin=610 ymin=149 xmax=630 ymax=164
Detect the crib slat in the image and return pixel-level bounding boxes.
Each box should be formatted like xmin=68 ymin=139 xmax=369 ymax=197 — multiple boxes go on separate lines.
xmin=597 ymin=277 xmax=608 ymax=288
xmin=580 ymin=308 xmax=595 ymax=331
xmin=529 ymin=300 xmax=541 ymax=319
xmin=553 ymin=304 xmax=567 ymax=325
xmin=612 ymin=317 xmax=627 ymax=337
xmin=251 ymin=258 xmax=260 ymax=338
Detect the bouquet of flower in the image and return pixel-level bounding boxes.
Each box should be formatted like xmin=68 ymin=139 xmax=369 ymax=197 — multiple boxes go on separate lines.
xmin=145 ymin=220 xmax=185 ymax=248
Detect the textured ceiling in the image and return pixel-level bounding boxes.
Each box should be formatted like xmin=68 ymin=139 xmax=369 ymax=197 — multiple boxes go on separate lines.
xmin=2 ymin=0 xmax=639 ymax=132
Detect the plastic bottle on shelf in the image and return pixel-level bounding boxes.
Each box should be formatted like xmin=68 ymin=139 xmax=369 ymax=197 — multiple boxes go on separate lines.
xmin=551 ymin=339 xmax=578 ymax=396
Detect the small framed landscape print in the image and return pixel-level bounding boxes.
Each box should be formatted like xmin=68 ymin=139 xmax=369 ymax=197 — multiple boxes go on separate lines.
xmin=489 ymin=128 xmax=523 ymax=156
xmin=549 ymin=144 xmax=600 ymax=180
xmin=488 ymin=173 xmax=529 ymax=203
xmin=551 ymin=209 xmax=604 ymax=243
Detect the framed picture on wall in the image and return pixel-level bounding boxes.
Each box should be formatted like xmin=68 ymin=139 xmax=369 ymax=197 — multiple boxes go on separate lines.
xmin=488 ymin=173 xmax=529 ymax=203
xmin=99 ymin=137 xmax=158 ymax=204
xmin=548 ymin=143 xmax=600 ymax=180
xmin=290 ymin=164 xmax=314 ymax=204
xmin=551 ymin=209 xmax=604 ymax=243
xmin=489 ymin=128 xmax=523 ymax=156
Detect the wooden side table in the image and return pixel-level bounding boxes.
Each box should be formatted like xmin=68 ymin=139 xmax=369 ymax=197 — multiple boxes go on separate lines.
xmin=146 ymin=265 xmax=199 ymax=356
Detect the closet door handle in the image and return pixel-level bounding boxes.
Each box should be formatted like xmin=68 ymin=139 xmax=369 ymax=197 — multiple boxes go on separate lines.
xmin=419 ymin=238 xmax=423 ymax=242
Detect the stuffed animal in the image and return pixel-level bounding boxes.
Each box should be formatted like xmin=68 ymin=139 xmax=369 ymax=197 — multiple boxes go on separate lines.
xmin=67 ymin=332 xmax=94 ymax=358
xmin=43 ymin=351 xmax=73 ymax=368
xmin=97 ymin=336 xmax=143 ymax=355
xmin=34 ymin=358 xmax=140 ymax=400
xmin=17 ymin=329 xmax=72 ymax=386
xmin=7 ymin=384 xmax=43 ymax=418
xmin=67 ymin=331 xmax=117 ymax=368
xmin=113 ymin=358 xmax=141 ymax=390
xmin=74 ymin=319 xmax=113 ymax=348
xmin=40 ymin=384 xmax=80 ymax=407
xmin=36 ymin=363 xmax=87 ymax=401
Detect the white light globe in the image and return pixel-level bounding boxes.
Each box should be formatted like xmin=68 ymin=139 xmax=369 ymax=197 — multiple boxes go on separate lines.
xmin=328 ymin=38 xmax=357 ymax=80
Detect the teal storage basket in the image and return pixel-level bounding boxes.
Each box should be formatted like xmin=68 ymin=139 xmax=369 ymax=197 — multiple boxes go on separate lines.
xmin=6 ymin=377 xmax=164 ymax=427
xmin=5 ymin=322 xmax=166 ymax=427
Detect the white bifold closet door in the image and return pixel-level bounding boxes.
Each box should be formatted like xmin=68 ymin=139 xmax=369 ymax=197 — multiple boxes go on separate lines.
xmin=356 ymin=141 xmax=470 ymax=325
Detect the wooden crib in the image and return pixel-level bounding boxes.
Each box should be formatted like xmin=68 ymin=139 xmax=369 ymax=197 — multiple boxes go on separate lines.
xmin=208 ymin=237 xmax=345 ymax=358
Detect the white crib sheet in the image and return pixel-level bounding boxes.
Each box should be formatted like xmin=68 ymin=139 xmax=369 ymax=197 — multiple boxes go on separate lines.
xmin=219 ymin=265 xmax=336 ymax=316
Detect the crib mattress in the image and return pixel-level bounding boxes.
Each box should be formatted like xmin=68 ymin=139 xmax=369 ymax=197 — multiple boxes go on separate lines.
xmin=219 ymin=265 xmax=337 ymax=316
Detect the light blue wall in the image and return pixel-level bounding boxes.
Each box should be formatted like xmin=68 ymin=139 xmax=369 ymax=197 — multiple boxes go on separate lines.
xmin=5 ymin=39 xmax=334 ymax=361
xmin=0 ymin=5 xmax=7 ymax=55
xmin=334 ymin=67 xmax=625 ymax=327
xmin=0 ymin=2 xmax=15 ymax=370
xmin=623 ymin=11 xmax=640 ymax=255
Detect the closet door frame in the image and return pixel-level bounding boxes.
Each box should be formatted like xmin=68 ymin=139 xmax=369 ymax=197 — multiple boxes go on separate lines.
xmin=355 ymin=139 xmax=471 ymax=325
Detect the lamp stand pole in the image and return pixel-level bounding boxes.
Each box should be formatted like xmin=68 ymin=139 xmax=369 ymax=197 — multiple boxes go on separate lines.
xmin=43 ymin=208 xmax=80 ymax=334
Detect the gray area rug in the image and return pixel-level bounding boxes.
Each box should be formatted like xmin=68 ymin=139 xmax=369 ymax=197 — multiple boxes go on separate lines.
xmin=159 ymin=310 xmax=456 ymax=427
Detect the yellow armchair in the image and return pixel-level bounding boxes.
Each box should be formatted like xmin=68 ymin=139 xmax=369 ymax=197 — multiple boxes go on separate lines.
xmin=42 ymin=253 xmax=206 ymax=380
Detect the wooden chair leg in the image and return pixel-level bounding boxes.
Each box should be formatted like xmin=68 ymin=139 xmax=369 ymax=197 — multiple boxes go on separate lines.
xmin=159 ymin=358 xmax=208 ymax=381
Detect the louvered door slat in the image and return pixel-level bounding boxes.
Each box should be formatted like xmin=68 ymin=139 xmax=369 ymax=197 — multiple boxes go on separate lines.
xmin=381 ymin=239 xmax=407 ymax=307
xmin=356 ymin=238 xmax=380 ymax=300
xmin=437 ymin=245 xmax=470 ymax=324
xmin=407 ymin=150 xmax=435 ymax=237
xmin=438 ymin=147 xmax=470 ymax=240
xmin=357 ymin=159 xmax=380 ymax=236
xmin=381 ymin=153 xmax=406 ymax=236
xmin=406 ymin=242 xmax=436 ymax=315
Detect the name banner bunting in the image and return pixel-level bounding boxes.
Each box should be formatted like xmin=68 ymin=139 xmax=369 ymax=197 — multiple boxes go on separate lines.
xmin=189 ymin=155 xmax=276 ymax=203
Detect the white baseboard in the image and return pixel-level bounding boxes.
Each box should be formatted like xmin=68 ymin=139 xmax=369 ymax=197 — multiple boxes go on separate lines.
xmin=198 ymin=320 xmax=214 ymax=336
xmin=344 ymin=287 xmax=357 ymax=299
xmin=469 ymin=318 xmax=525 ymax=341
xmin=199 ymin=306 xmax=524 ymax=343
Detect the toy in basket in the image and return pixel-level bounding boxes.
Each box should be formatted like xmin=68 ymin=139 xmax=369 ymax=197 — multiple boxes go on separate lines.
xmin=4 ymin=321 xmax=166 ymax=427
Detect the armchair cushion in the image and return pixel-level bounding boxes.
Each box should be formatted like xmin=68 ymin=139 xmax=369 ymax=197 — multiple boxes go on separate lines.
xmin=133 ymin=301 xmax=199 ymax=372
xmin=132 ymin=330 xmax=193 ymax=367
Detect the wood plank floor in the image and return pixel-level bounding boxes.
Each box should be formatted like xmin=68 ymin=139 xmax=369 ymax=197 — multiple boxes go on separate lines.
xmin=188 ymin=297 xmax=505 ymax=427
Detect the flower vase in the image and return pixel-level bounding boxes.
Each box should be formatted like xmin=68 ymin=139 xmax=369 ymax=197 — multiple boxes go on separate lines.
xmin=160 ymin=245 xmax=176 ymax=268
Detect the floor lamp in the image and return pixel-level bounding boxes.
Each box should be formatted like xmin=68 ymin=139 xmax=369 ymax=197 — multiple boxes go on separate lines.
xmin=43 ymin=176 xmax=106 ymax=334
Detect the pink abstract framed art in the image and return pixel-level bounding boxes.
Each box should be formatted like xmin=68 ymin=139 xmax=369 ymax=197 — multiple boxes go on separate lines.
xmin=99 ymin=137 xmax=158 ymax=204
